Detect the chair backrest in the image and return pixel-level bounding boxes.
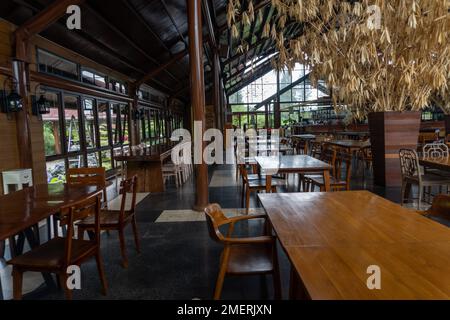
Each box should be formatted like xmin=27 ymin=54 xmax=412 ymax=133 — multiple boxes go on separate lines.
xmin=238 ymin=164 xmax=249 ymax=183
xmin=335 ymin=150 xmax=352 ymax=185
xmin=204 ymin=203 xmax=229 ymax=243
xmin=67 ymin=167 xmax=107 ymax=204
xmin=422 ymin=143 xmax=449 ymax=159
xmin=60 ymin=190 xmax=103 ymax=266
xmin=320 ymin=146 xmax=337 ymax=177
xmin=399 ymin=149 xmax=421 ymax=179
xmin=117 ymin=175 xmax=138 ymax=224
xmin=67 ymin=167 xmax=106 ymax=187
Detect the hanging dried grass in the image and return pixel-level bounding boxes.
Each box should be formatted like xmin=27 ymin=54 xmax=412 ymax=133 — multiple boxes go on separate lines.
xmin=260 ymin=0 xmax=450 ymax=116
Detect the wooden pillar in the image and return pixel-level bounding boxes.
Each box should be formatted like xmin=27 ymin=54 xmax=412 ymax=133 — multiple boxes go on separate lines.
xmin=128 ymin=83 xmax=139 ymax=146
xmin=274 ymin=69 xmax=281 ymax=129
xmin=213 ymin=50 xmax=221 ymax=130
xmin=188 ymin=0 xmax=209 ymax=211
xmin=12 ymin=59 xmax=33 ymax=169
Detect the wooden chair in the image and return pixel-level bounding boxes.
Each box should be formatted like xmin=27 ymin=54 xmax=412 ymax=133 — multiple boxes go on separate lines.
xmin=417 ymin=194 xmax=450 ymax=226
xmin=160 ymin=150 xmax=182 ymax=187
xmin=204 ymin=204 xmax=281 ymax=300
xmin=239 ymin=164 xmax=284 ymax=214
xmin=399 ymin=149 xmax=450 ymax=210
xmin=67 ymin=167 xmax=108 ymax=207
xmin=308 ymin=150 xmax=352 ymax=191
xmin=77 ymin=175 xmax=140 ymax=268
xmin=7 ymin=191 xmax=108 ymax=300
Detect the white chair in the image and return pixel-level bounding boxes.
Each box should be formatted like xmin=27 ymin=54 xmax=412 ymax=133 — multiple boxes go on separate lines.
xmin=2 ymin=169 xmax=33 ymax=194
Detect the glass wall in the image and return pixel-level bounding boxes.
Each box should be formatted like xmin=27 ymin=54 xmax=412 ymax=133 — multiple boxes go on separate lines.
xmin=43 ymin=88 xmax=131 ymax=184
xmin=228 ymin=63 xmax=331 ymax=129
xmin=139 ymin=107 xmax=183 ymax=146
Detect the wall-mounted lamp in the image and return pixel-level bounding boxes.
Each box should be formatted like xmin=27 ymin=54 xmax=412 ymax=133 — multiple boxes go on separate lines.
xmin=32 ymin=84 xmax=51 ymax=118
xmin=1 ymin=77 xmax=23 ymax=116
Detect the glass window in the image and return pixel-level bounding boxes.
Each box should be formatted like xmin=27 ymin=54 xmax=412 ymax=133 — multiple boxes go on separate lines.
xmin=42 ymin=92 xmax=62 ymax=156
xmin=97 ymin=102 xmax=110 ymax=147
xmin=120 ymin=105 xmax=129 ymax=145
xmin=83 ymin=99 xmax=96 ymax=149
xmin=37 ymin=49 xmax=78 ymax=80
xmin=111 ymin=103 xmax=121 ymax=145
xmin=68 ymin=155 xmax=84 ymax=168
xmin=95 ymin=74 xmax=106 ymax=88
xmin=87 ymin=152 xmax=100 ymax=168
xmin=46 ymin=159 xmax=66 ymax=184
xmin=101 ymin=150 xmax=112 ymax=171
xmin=81 ymin=69 xmax=94 ymax=85
xmin=63 ymin=95 xmax=81 ymax=153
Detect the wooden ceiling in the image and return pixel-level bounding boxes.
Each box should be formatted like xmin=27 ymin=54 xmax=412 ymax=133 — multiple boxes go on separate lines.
xmin=0 ymin=0 xmax=303 ymax=101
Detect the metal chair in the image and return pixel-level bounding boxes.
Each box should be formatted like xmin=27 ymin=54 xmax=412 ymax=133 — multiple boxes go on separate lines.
xmin=399 ymin=149 xmax=450 ymax=210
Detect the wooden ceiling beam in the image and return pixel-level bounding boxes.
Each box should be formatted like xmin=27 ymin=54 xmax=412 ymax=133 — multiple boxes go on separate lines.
xmin=136 ymin=49 xmax=188 ymax=87
xmin=15 ymin=0 xmax=86 ymax=60
xmin=160 ymin=0 xmax=188 ymax=48
xmin=84 ymin=3 xmax=180 ymax=83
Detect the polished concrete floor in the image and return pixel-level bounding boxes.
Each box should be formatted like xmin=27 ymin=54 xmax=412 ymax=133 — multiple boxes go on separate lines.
xmin=1 ymin=163 xmax=441 ymax=300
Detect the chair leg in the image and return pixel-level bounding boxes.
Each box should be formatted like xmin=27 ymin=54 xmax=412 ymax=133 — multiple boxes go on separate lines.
xmin=241 ymin=182 xmax=245 ymax=208
xmin=245 ymin=188 xmax=251 ymax=215
xmin=118 ymin=229 xmax=129 ymax=268
xmin=95 ymin=252 xmax=108 ymax=295
xmin=213 ymin=253 xmax=229 ymax=300
xmin=77 ymin=227 xmax=84 ymax=240
xmin=272 ymin=247 xmax=282 ymax=300
xmin=418 ymin=185 xmax=423 ymax=211
xmin=131 ymin=216 xmax=141 ymax=253
xmin=400 ymin=182 xmax=406 ymax=205
xmin=58 ymin=273 xmax=72 ymax=300
xmin=12 ymin=267 xmax=23 ymax=300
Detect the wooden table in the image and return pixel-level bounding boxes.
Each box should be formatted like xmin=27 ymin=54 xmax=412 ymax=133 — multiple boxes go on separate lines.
xmin=328 ymin=139 xmax=369 ymax=152
xmin=0 ymin=184 xmax=101 ymax=241
xmin=258 ymin=191 xmax=450 ymax=300
xmin=419 ymin=156 xmax=450 ymax=172
xmin=255 ymin=155 xmax=332 ymax=192
xmin=0 ymin=183 xmax=101 ymax=299
xmin=114 ymin=146 xmax=172 ymax=193
xmin=291 ymin=134 xmax=316 ymax=140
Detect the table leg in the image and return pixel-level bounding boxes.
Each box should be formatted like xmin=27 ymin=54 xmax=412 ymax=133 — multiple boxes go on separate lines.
xmin=266 ymin=174 xmax=272 ymax=193
xmin=9 ymin=229 xmax=56 ymax=290
xmin=0 ymin=240 xmax=4 ymax=300
xmin=323 ymin=169 xmax=331 ymax=192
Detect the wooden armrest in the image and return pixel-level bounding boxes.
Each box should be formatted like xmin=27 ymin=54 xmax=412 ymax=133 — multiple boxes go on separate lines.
xmin=223 ymin=235 xmax=275 ymax=245
xmin=227 ymin=214 xmax=267 ymax=225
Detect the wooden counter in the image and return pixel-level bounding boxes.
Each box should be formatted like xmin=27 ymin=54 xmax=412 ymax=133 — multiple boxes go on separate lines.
xmin=114 ymin=144 xmax=175 ymax=193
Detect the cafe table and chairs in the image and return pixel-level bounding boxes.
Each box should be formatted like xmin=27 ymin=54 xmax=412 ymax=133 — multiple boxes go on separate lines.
xmin=259 ymin=191 xmax=450 ymax=299
xmin=400 ymin=149 xmax=450 ymax=210
xmin=0 ymin=183 xmax=104 ymax=299
xmin=7 ymin=191 xmax=108 ymax=300
xmin=255 ymin=155 xmax=332 ymax=193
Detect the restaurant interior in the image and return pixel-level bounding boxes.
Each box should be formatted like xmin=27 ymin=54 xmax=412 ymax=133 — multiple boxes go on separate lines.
xmin=0 ymin=0 xmax=449 ymax=302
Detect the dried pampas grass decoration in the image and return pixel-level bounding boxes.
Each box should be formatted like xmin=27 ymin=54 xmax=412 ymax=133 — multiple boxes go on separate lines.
xmin=227 ymin=0 xmax=450 ymax=116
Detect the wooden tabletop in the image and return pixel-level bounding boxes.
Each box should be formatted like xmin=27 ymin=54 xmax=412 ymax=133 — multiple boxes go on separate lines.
xmin=328 ymin=139 xmax=370 ymax=149
xmin=255 ymin=155 xmax=331 ymax=174
xmin=419 ymin=156 xmax=450 ymax=172
xmin=291 ymin=134 xmax=316 ymax=140
xmin=0 ymin=184 xmax=101 ymax=241
xmin=258 ymin=191 xmax=450 ymax=299
xmin=114 ymin=144 xmax=175 ymax=162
